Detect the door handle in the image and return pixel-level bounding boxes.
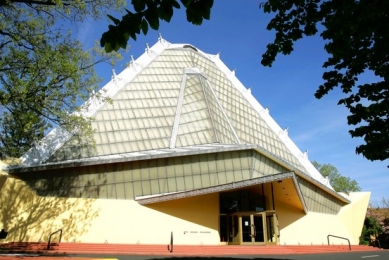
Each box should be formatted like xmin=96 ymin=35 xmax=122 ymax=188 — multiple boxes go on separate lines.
xmin=251 ymin=224 xmax=256 ymax=237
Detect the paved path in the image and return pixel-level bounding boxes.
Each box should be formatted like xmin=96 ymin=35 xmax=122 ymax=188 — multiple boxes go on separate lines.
xmin=1 ymin=251 xmax=389 ymax=260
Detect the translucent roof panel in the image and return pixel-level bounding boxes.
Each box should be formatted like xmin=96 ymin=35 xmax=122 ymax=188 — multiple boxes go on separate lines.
xmin=175 ymin=75 xmax=215 ymax=147
xmin=42 ymin=42 xmax=309 ymax=177
xmin=186 ymin=51 xmax=307 ymax=173
xmin=48 ymin=50 xmax=190 ymax=162
xmin=202 ymin=79 xmax=240 ymax=145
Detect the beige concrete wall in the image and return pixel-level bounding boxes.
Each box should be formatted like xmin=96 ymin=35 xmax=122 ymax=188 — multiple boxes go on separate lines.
xmin=0 ymin=169 xmax=369 ymax=246
xmin=338 ymin=192 xmax=371 ymax=243
xmin=0 ymin=175 xmax=220 ymax=244
xmin=276 ymin=192 xmax=370 ymax=245
xmin=0 ymin=176 xmax=100 ymax=242
xmin=78 ymin=193 xmax=220 ymax=244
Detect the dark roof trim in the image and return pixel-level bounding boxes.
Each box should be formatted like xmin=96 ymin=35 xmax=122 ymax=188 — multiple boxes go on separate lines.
xmin=135 ymin=172 xmax=307 ymax=211
xmin=6 ymin=144 xmax=257 ymax=173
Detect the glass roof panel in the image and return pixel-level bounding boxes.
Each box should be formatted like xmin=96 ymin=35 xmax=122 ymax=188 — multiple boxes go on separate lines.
xmin=45 ymin=46 xmax=309 ymax=175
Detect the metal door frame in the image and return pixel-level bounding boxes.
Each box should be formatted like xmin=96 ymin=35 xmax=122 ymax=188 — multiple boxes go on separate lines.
xmin=226 ymin=211 xmax=278 ymax=245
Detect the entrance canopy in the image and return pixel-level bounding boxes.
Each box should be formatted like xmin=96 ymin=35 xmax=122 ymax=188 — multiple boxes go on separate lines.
xmin=135 ymin=171 xmax=300 ymax=207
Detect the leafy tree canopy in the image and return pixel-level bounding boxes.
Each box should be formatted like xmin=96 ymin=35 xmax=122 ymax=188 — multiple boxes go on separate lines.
xmin=312 ymin=161 xmax=361 ymax=193
xmin=100 ymin=0 xmax=214 ymax=52
xmin=0 ymin=0 xmax=125 ymax=157
xmin=360 ymin=216 xmax=384 ymax=245
xmin=101 ymin=0 xmax=389 ymax=166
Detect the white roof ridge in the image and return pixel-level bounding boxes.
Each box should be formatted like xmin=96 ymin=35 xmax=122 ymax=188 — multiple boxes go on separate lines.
xmin=82 ymin=38 xmax=172 ymax=119
xmin=21 ymin=37 xmax=172 ymax=165
xmin=20 ymin=126 xmax=73 ymax=165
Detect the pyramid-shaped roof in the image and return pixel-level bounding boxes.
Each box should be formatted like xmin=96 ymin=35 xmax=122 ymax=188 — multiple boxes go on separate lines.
xmin=18 ymin=37 xmax=331 ymax=189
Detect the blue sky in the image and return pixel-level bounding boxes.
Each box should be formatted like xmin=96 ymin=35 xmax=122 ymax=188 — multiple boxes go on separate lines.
xmin=78 ymin=1 xmax=388 ymax=203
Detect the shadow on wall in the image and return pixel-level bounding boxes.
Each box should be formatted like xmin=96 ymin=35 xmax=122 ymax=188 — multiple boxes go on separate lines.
xmin=275 ymin=200 xmax=305 ymax=229
xmin=146 ymin=193 xmax=219 ymax=230
xmin=0 ymin=175 xmax=100 ymax=242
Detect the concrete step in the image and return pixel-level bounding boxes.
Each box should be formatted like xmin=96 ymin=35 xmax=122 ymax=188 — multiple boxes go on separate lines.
xmin=0 ymin=242 xmax=47 ymax=251
xmin=0 ymin=242 xmax=382 ymax=255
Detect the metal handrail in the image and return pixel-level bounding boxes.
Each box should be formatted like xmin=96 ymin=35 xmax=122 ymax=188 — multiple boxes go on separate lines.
xmin=327 ymin=234 xmax=351 ymax=251
xmin=47 ymin=229 xmax=62 ymax=250
xmin=167 ymin=232 xmax=173 ymax=253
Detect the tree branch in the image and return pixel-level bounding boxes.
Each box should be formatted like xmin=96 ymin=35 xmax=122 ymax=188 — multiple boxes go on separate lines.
xmin=1 ymin=0 xmax=58 ymax=7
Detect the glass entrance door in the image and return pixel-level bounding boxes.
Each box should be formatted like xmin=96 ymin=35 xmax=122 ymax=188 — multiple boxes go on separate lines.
xmin=226 ymin=211 xmax=278 ymax=245
xmin=241 ymin=215 xmax=252 ymax=243
xmin=227 ymin=214 xmax=240 ymax=244
xmin=266 ymin=211 xmax=279 ymax=245
xmin=241 ymin=213 xmax=265 ymax=245
xmin=253 ymin=214 xmax=265 ymax=243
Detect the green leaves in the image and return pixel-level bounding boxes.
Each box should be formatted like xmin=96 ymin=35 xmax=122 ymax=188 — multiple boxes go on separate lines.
xmin=0 ymin=106 xmax=46 ymax=158
xmin=107 ymin=14 xmax=121 ymax=25
xmin=144 ymin=6 xmax=160 ymax=29
xmin=361 ymin=217 xmax=384 ymax=242
xmin=132 ymin=0 xmax=146 ymax=12
xmin=100 ymin=0 xmax=214 ymax=52
xmin=1 ymin=0 xmax=124 ymax=157
xmin=141 ymin=18 xmax=148 ymax=35
xmin=158 ymin=0 xmax=175 ymax=22
xmin=312 ymin=161 xmax=361 ymax=193
xmin=101 ymin=10 xmax=141 ymax=52
xmin=261 ymin=0 xmax=322 ymax=67
xmin=182 ymin=0 xmax=213 ymax=25
xmin=344 ymin=81 xmax=389 ymax=162
xmin=262 ymin=0 xmax=389 ymax=166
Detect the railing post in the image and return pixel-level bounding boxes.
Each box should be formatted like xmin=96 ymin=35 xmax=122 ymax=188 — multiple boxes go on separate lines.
xmin=168 ymin=231 xmax=173 ymax=253
xmin=327 ymin=234 xmax=351 ymax=251
xmin=47 ymin=229 xmax=62 ymax=250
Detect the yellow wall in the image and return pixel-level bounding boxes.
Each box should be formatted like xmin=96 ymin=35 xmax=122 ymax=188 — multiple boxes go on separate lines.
xmin=275 ymin=192 xmax=370 ymax=245
xmin=0 ymin=175 xmax=220 ymax=244
xmin=79 ymin=193 xmax=220 ymax=244
xmin=0 ymin=176 xmax=99 ymax=242
xmin=338 ymin=192 xmax=371 ymax=243
xmin=0 ymin=170 xmax=369 ymax=246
